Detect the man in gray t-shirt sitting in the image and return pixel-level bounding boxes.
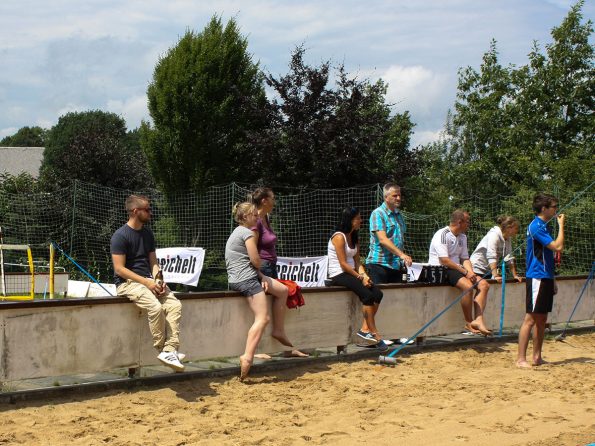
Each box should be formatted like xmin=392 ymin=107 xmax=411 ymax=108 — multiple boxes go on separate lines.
xmin=110 ymin=194 xmax=184 ymax=372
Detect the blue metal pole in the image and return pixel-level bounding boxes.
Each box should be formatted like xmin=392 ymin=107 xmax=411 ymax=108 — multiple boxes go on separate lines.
xmin=51 ymin=241 xmax=114 ymax=297
xmin=498 ymin=259 xmax=506 ymax=338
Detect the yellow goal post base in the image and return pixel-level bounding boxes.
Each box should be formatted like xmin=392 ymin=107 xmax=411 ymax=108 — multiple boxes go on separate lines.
xmin=0 ymin=244 xmax=35 ymax=301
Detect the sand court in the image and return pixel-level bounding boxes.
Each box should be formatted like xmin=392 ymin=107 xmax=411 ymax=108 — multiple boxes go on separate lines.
xmin=1 ymin=333 xmax=593 ymax=446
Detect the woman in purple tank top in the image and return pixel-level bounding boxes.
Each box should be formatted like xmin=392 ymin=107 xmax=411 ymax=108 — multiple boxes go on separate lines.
xmin=251 ymin=187 xmax=308 ymax=358
xmin=251 ymin=187 xmax=279 ymax=278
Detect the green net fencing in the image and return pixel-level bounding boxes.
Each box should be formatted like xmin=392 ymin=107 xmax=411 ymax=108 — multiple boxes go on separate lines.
xmin=0 ymin=181 xmax=592 ymax=291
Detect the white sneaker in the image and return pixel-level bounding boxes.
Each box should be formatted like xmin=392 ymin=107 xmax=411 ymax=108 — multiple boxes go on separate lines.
xmin=158 ymin=351 xmax=185 ymax=371
xmin=176 ymin=351 xmax=186 ymax=362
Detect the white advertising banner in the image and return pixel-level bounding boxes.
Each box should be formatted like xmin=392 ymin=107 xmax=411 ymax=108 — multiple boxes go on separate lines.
xmin=407 ymin=262 xmax=425 ymax=282
xmin=156 ymin=247 xmax=206 ymax=286
xmin=276 ymin=256 xmax=328 ymax=288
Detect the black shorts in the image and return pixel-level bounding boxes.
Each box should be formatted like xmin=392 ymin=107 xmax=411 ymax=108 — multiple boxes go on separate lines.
xmin=328 ymin=273 xmax=383 ymax=306
xmin=526 ymin=278 xmax=554 ymax=314
xmin=445 ymin=268 xmax=466 ymax=287
xmin=259 ymin=260 xmax=278 ymax=279
xmin=366 ymin=264 xmax=405 ymax=285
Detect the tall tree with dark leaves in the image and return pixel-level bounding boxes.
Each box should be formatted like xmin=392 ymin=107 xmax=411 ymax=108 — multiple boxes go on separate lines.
xmin=245 ymin=46 xmax=417 ymax=188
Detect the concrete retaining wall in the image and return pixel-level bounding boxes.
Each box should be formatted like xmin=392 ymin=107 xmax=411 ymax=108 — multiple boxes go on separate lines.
xmin=1 ymin=277 xmax=592 ymax=381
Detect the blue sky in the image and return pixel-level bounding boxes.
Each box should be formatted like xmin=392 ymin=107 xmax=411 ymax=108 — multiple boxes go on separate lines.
xmin=0 ymin=0 xmax=592 ymax=146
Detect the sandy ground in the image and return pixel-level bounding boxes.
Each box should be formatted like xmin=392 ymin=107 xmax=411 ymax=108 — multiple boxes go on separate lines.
xmin=1 ymin=333 xmax=594 ymax=446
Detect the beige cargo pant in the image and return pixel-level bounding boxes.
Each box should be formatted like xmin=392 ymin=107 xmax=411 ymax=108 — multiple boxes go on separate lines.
xmin=117 ymin=280 xmax=181 ymax=353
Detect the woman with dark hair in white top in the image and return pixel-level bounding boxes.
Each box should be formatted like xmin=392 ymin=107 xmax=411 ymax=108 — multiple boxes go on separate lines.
xmin=327 ymin=207 xmax=388 ymax=351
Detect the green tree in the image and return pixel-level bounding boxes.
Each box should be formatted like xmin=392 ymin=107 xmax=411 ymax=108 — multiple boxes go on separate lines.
xmin=39 ymin=110 xmax=152 ymax=190
xmin=0 ymin=172 xmax=40 ymax=194
xmin=0 ymin=126 xmax=48 ymax=147
xmin=375 ymin=110 xmax=418 ymax=186
xmin=420 ymin=1 xmax=593 ymax=199
xmin=511 ymin=1 xmax=594 ymax=190
xmin=141 ymin=16 xmax=266 ymax=195
xmin=405 ymin=138 xmax=453 ymax=214
xmin=427 ymin=41 xmax=519 ymax=196
xmin=244 ymin=46 xmax=418 ymax=187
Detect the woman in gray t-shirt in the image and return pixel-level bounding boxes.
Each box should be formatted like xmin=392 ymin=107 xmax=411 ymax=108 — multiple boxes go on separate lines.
xmin=225 ymin=202 xmax=298 ymax=380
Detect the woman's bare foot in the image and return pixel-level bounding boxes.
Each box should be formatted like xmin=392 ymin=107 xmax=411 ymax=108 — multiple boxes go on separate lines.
xmin=533 ymin=358 xmax=548 ymax=366
xmin=254 ymin=353 xmax=272 ymax=360
xmin=272 ymin=332 xmax=294 ymax=347
xmin=515 ymin=360 xmax=532 ymax=369
xmin=470 ymin=321 xmax=492 ymax=336
xmin=283 ymin=349 xmax=309 ymax=358
xmin=239 ymin=356 xmax=252 ymax=381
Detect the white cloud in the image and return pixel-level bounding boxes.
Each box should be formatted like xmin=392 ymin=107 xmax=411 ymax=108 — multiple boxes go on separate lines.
xmin=411 ymin=129 xmax=445 ymax=148
xmin=0 ymin=0 xmax=592 ymax=145
xmin=106 ymin=95 xmax=149 ymax=129
xmin=55 ymin=103 xmax=89 ymax=118
xmin=1 ymin=105 xmax=28 ymax=122
xmin=379 ymin=65 xmax=450 ymax=119
xmin=0 ymin=127 xmax=18 ymax=140
xmin=543 ymin=0 xmax=576 ymax=9
xmin=35 ymin=119 xmax=54 ymax=129
xmin=0 ymin=1 xmax=158 ymax=50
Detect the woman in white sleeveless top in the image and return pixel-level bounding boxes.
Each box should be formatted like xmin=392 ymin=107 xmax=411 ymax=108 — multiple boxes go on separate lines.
xmin=327 ymin=207 xmax=387 ymax=350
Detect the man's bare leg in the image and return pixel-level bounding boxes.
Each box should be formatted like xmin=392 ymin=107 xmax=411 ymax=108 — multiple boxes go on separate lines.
xmin=532 ymin=313 xmax=548 ymax=365
xmin=456 ymin=278 xmax=486 ymax=332
xmin=517 ymin=313 xmax=535 ymax=368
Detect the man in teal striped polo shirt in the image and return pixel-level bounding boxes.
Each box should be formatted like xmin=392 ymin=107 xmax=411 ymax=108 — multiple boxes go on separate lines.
xmin=366 ymin=183 xmax=413 ymax=284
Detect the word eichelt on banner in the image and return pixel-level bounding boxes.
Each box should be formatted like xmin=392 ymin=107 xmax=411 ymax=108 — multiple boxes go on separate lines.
xmin=156 ymin=247 xmax=206 ymax=286
xmin=276 ymin=256 xmax=328 ymax=288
